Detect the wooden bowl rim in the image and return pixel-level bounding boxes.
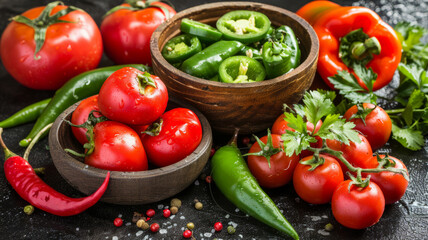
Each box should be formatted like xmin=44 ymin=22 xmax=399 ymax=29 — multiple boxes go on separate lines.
xmin=151 ymin=1 xmax=319 ymax=89
xmin=49 ymin=96 xmax=212 ymax=180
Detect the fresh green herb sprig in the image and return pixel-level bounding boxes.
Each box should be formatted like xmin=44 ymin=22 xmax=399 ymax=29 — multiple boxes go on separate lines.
xmin=281 ymin=90 xmax=360 ymax=157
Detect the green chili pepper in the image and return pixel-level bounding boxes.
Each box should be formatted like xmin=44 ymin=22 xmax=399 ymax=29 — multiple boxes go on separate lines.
xmin=211 ymin=129 xmax=299 ymax=240
xmin=274 ymin=26 xmax=301 ymax=71
xmin=162 ymin=34 xmax=202 ymax=63
xmin=19 ymin=64 xmax=151 ymax=147
xmin=181 ymin=18 xmax=223 ymax=42
xmin=262 ymin=41 xmax=293 ymax=79
xmin=0 ymin=98 xmax=51 ymax=128
xmin=180 ymin=40 xmax=243 ymax=79
xmin=216 ymin=10 xmax=271 ymax=44
xmin=239 ymin=45 xmax=263 ymax=61
xmin=219 ymin=56 xmax=265 ymax=83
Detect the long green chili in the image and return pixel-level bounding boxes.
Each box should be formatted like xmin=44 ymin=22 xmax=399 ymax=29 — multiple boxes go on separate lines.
xmin=0 ymin=98 xmax=51 ymax=129
xmin=211 ymin=129 xmax=299 ymax=239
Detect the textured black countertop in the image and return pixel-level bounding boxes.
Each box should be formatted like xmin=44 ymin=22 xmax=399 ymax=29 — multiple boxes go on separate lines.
xmin=0 ymin=0 xmax=427 ymax=239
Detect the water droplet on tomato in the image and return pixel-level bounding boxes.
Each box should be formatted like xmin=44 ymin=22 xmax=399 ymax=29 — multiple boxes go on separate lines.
xmin=119 ymin=99 xmax=124 ymax=108
xmin=67 ymin=45 xmax=72 ymax=52
xmin=124 ymin=51 xmax=129 ymax=56
xmin=20 ymin=40 xmax=26 ymax=45
xmin=20 ymin=56 xmax=28 ymax=62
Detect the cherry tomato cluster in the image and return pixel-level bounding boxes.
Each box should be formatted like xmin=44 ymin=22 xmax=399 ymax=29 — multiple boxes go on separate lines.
xmin=246 ymin=103 xmax=408 ymax=230
xmin=70 ymin=67 xmax=203 ymax=171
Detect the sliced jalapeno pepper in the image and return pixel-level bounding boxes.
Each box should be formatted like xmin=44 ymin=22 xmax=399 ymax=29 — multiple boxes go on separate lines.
xmin=180 ymin=40 xmax=244 ymax=79
xmin=181 ymin=18 xmax=223 ymax=42
xmin=162 ymin=34 xmax=202 ymax=63
xmin=216 ymin=10 xmax=271 ymax=44
xmin=219 ymin=56 xmax=265 ymax=83
xmin=262 ymin=41 xmax=292 ymax=79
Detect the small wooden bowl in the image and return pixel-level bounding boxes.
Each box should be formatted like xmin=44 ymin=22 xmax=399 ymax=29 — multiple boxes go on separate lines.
xmin=151 ymin=1 xmax=319 ymax=134
xmin=49 ymin=97 xmax=212 ymax=205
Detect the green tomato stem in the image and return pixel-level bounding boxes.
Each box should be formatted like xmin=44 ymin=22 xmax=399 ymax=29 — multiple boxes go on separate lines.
xmin=307 ymin=144 xmax=409 ymax=181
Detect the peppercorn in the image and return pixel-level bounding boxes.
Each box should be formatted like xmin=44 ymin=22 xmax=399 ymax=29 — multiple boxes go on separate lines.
xmin=170 ymin=206 xmax=179 ymax=215
xmin=170 ymin=198 xmax=182 ymax=208
xmin=186 ymin=222 xmax=195 ymax=230
xmin=227 ymin=225 xmax=236 ymax=234
xmin=114 ymin=217 xmax=123 ymax=227
xmin=195 ymin=201 xmax=203 ymax=210
xmin=163 ymin=209 xmax=171 ymax=218
xmin=325 ymin=223 xmax=334 ymax=231
xmin=214 ymin=222 xmax=223 ymax=232
xmin=146 ymin=209 xmax=155 ymax=217
xmin=205 ymin=175 xmax=212 ymax=183
xmin=24 ymin=205 xmax=34 ymax=215
xmin=150 ymin=223 xmax=160 ymax=232
xmin=137 ymin=219 xmax=149 ymax=230
xmin=183 ymin=229 xmax=192 ymax=239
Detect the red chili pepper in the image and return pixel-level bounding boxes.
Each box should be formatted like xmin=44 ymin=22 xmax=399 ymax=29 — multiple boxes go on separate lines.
xmin=0 ymin=127 xmax=110 ymax=217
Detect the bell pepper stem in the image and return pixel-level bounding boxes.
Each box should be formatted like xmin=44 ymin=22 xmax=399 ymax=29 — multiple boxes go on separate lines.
xmin=351 ymin=37 xmax=381 ymax=59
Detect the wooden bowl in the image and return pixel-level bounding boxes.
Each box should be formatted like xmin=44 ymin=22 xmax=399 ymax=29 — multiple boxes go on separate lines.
xmin=49 ymin=96 xmax=212 ymax=205
xmin=151 ymin=1 xmax=319 ymax=134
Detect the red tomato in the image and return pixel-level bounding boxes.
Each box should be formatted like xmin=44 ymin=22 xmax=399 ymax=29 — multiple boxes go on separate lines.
xmin=326 ymin=134 xmax=376 ymax=175
xmin=0 ymin=3 xmax=102 ymax=90
xmin=100 ymin=2 xmax=176 ymax=65
xmin=141 ymin=108 xmax=202 ymax=168
xmin=332 ymin=180 xmax=385 ymax=229
xmin=98 ymin=67 xmax=168 ymax=126
xmin=71 ymin=95 xmax=103 ymax=145
xmin=363 ymin=155 xmax=408 ymax=204
xmin=272 ymin=114 xmax=323 ymax=157
xmin=247 ymin=134 xmax=299 ymax=188
xmin=293 ymin=154 xmax=344 ymax=204
xmin=344 ymin=103 xmax=392 ymax=150
xmin=85 ymin=121 xmax=148 ymax=171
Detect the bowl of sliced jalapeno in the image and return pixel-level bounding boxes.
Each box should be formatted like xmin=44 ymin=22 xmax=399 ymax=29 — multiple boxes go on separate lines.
xmin=151 ymin=1 xmax=319 ymax=134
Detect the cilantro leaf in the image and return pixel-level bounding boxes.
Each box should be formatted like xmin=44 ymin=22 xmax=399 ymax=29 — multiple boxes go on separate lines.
xmin=352 ymin=63 xmax=377 ymax=92
xmin=315 ymin=114 xmax=360 ymax=145
xmin=281 ymin=130 xmax=316 ymax=157
xmin=282 ymin=112 xmax=306 ymax=133
xmin=391 ymin=124 xmax=425 ymax=151
xmin=398 ymin=63 xmax=425 ymax=87
xmin=394 ymin=22 xmax=427 ymax=53
xmin=328 ymin=69 xmax=377 ymax=104
xmin=301 ymin=90 xmax=336 ymax=126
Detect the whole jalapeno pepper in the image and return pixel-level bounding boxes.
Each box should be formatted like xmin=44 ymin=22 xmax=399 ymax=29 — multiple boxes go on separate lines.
xmin=274 ymin=26 xmax=301 ymax=71
xmin=180 ymin=18 xmax=222 ymax=42
xmin=0 ymin=98 xmax=51 ymax=128
xmin=211 ymin=129 xmax=299 ymax=240
xmin=0 ymin=126 xmax=110 ymax=217
xmin=216 ymin=10 xmax=271 ymax=44
xmin=262 ymin=41 xmax=293 ymax=79
xmin=180 ymin=40 xmax=243 ymax=79
xmin=218 ymin=56 xmax=266 ymax=83
xmin=19 ymin=64 xmax=151 ymax=147
xmin=162 ymin=34 xmax=202 ymax=63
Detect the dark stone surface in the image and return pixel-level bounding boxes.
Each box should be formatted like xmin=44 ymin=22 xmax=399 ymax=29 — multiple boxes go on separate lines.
xmin=0 ymin=0 xmax=427 ymax=239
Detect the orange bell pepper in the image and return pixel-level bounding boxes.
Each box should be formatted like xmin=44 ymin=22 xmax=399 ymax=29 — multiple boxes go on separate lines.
xmin=311 ymin=5 xmax=402 ymax=91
